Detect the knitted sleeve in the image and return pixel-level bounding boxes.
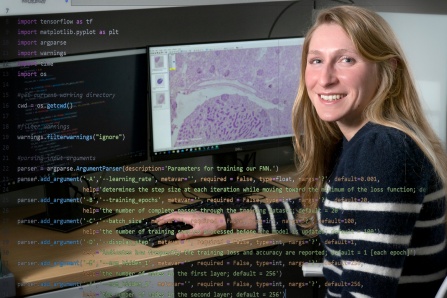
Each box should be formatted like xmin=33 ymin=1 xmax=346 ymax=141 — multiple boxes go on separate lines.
xmin=251 ymin=198 xmax=305 ymax=236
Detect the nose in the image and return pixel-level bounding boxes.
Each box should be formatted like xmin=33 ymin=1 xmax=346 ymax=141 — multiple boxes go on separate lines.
xmin=318 ymin=63 xmax=338 ymax=87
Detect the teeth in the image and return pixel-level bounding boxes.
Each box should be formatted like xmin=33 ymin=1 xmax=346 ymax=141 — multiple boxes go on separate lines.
xmin=321 ymin=94 xmax=344 ymax=101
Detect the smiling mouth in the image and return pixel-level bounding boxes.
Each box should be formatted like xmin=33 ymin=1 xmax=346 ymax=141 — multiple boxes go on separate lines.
xmin=320 ymin=94 xmax=346 ymax=102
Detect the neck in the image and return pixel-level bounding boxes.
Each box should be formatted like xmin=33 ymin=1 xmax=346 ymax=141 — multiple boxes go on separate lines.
xmin=337 ymin=118 xmax=369 ymax=141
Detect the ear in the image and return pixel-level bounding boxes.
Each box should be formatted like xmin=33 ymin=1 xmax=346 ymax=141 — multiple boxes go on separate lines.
xmin=389 ymin=58 xmax=398 ymax=71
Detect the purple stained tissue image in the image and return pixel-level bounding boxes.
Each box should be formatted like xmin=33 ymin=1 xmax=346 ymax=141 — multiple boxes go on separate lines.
xmin=154 ymin=56 xmax=164 ymax=68
xmin=169 ymin=45 xmax=302 ymax=147
xmin=175 ymin=94 xmax=279 ymax=146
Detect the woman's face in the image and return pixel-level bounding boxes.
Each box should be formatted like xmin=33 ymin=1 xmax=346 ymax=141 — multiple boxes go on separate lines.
xmin=305 ymin=23 xmax=379 ymax=139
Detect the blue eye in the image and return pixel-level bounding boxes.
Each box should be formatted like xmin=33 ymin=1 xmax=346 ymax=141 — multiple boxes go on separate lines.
xmin=341 ymin=57 xmax=354 ymax=63
xmin=309 ymin=58 xmax=322 ymax=64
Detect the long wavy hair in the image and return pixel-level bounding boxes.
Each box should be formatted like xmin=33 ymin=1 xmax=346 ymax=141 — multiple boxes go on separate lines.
xmin=293 ymin=5 xmax=447 ymax=232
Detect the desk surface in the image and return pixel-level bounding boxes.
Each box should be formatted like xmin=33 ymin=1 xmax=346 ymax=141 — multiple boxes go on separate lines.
xmin=2 ymin=165 xmax=304 ymax=296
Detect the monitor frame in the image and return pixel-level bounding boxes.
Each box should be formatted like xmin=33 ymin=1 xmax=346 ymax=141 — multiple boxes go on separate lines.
xmin=147 ymin=36 xmax=304 ymax=163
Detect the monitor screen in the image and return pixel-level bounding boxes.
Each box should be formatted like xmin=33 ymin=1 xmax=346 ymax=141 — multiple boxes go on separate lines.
xmin=1 ymin=49 xmax=148 ymax=194
xmin=148 ymin=37 xmax=304 ymax=161
xmin=1 ymin=48 xmax=148 ymax=231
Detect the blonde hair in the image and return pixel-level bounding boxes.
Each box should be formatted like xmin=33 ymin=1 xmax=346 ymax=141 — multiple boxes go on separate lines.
xmin=293 ymin=5 xmax=447 ymax=231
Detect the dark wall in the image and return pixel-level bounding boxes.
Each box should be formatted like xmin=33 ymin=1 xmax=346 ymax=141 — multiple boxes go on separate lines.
xmin=1 ymin=0 xmax=314 ymax=61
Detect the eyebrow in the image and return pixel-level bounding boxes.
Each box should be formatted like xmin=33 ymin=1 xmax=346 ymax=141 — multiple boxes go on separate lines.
xmin=308 ymin=49 xmax=356 ymax=55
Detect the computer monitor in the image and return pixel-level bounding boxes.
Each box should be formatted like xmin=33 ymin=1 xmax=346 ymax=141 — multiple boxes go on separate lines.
xmin=1 ymin=48 xmax=148 ymax=231
xmin=148 ymin=37 xmax=303 ymax=192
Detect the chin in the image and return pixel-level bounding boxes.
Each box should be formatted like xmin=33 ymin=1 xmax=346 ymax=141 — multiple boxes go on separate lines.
xmin=316 ymin=113 xmax=340 ymax=123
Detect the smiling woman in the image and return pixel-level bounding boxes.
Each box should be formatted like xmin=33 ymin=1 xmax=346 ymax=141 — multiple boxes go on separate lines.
xmin=156 ymin=6 xmax=447 ymax=297
xmin=291 ymin=5 xmax=447 ymax=297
